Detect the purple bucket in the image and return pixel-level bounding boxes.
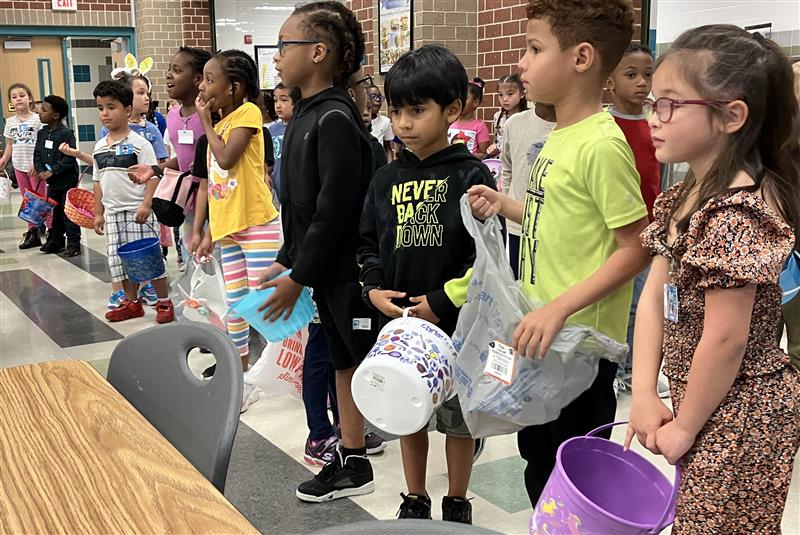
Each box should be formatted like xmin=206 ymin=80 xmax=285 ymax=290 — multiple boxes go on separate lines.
xmin=530 ymin=422 xmax=680 ymax=535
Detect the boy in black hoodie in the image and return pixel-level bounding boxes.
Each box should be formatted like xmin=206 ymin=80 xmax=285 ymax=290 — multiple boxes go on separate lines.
xmin=358 ymin=45 xmax=496 ymax=525
xmin=34 ymin=95 xmax=81 ymax=256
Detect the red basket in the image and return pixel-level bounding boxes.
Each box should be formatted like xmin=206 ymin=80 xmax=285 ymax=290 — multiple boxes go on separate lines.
xmin=65 ymin=188 xmax=95 ymax=229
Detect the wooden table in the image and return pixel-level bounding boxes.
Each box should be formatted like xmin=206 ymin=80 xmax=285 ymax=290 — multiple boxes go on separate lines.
xmin=0 ymin=359 xmax=259 ymax=534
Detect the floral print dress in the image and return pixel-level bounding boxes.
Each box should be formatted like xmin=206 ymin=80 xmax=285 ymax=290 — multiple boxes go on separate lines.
xmin=641 ymin=183 xmax=800 ymax=534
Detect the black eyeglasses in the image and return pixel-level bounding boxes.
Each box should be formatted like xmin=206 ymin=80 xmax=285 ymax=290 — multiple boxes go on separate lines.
xmin=351 ymin=75 xmax=373 ymax=89
xmin=276 ymin=39 xmax=319 ymax=56
xmin=644 ymin=97 xmax=733 ymax=123
xmin=370 ymin=93 xmax=383 ymax=102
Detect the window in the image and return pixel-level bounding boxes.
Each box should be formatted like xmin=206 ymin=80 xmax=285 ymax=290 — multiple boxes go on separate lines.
xmin=73 ymin=65 xmax=91 ymax=83
xmin=78 ymin=124 xmax=95 ymax=142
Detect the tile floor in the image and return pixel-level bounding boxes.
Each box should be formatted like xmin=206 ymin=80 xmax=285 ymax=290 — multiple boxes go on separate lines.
xmin=1 ymin=191 xmax=798 ymax=534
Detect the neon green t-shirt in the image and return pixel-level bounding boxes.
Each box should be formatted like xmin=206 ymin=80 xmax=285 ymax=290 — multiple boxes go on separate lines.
xmin=520 ymin=111 xmax=647 ymax=343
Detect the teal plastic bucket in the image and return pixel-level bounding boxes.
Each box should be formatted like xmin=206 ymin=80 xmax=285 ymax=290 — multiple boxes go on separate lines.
xmin=117 ymin=223 xmax=165 ymax=283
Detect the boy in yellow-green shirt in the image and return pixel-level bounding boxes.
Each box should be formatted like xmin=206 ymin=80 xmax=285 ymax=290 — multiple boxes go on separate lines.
xmin=468 ymin=0 xmax=649 ymax=505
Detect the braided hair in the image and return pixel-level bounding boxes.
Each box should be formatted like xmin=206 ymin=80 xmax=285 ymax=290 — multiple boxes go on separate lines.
xmin=177 ymin=46 xmax=212 ymax=76
xmin=213 ymin=49 xmax=261 ymax=103
xmin=293 ymin=1 xmax=365 ymax=87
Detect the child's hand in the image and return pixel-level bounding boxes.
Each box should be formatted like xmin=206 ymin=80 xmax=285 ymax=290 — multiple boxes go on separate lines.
xmin=59 ymin=142 xmax=78 ymax=157
xmin=655 ymin=420 xmax=696 ymax=465
xmin=408 ymin=295 xmax=440 ymax=323
xmin=134 ymin=203 xmax=152 ymax=224
xmin=39 ymin=170 xmax=53 ymax=180
xmin=258 ymin=275 xmax=302 ymax=322
xmin=368 ymin=289 xmax=406 ymax=319
xmin=93 ymin=214 xmax=105 ymax=235
xmin=193 ymin=230 xmax=215 ymax=260
xmin=486 ymin=143 xmax=500 ymax=157
xmin=512 ymin=302 xmax=568 ymax=358
xmin=128 ymin=164 xmax=155 ymax=184
xmin=467 ymin=184 xmax=503 ymax=220
xmin=195 ymin=95 xmax=216 ymax=124
xmin=256 ymin=262 xmax=287 ymax=287
xmin=624 ymin=395 xmax=674 ymax=454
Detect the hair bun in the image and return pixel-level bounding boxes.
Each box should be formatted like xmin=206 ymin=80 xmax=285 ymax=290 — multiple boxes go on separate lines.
xmin=472 ymin=77 xmax=485 ymax=88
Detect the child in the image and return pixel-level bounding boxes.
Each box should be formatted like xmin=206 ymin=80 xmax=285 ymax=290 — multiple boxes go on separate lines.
xmin=90 ymin=80 xmax=174 ymax=324
xmin=268 ymin=82 xmax=300 ymax=202
xmin=607 ymin=43 xmax=665 ymax=395
xmin=625 ymin=25 xmax=800 ymax=533
xmin=487 ymin=74 xmax=527 ymax=158
xmin=259 ymin=1 xmax=378 ymax=502
xmin=33 ymin=95 xmax=81 ymax=256
xmin=360 ymin=44 xmax=495 ymax=525
xmin=447 ymin=78 xmax=490 ymax=160
xmin=190 ymin=49 xmax=281 ymax=411
xmin=468 ymin=0 xmax=649 ymax=506
xmin=1 ymin=83 xmax=45 ymax=249
xmin=350 ymin=75 xmax=388 ymax=171
xmin=500 ymin=102 xmax=555 ymax=278
xmin=367 ymin=84 xmax=394 ymax=161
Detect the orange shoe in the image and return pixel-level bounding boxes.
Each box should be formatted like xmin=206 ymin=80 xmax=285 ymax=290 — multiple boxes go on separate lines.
xmin=156 ymin=299 xmax=175 ymax=324
xmin=105 ymin=299 xmax=145 ymax=322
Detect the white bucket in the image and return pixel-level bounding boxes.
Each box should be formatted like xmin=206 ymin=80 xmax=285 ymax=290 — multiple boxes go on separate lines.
xmin=352 ymin=309 xmax=456 ymax=436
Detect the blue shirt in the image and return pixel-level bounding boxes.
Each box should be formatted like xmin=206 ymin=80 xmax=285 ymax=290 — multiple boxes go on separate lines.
xmin=101 ymin=120 xmax=167 ymax=160
xmin=268 ymin=120 xmax=287 ymax=200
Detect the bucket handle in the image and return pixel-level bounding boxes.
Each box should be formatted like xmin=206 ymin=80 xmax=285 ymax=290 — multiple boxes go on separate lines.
xmin=586 ymin=421 xmax=682 ymax=535
xmin=402 ymin=308 xmax=411 ymax=318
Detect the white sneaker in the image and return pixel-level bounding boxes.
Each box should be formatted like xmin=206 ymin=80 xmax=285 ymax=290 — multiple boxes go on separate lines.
xmin=613 ymin=376 xmax=631 ymax=398
xmin=240 ymin=383 xmax=259 ymax=413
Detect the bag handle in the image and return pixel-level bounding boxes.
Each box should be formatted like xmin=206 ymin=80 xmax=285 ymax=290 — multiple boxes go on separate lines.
xmin=168 ymin=169 xmax=194 ymax=204
xmin=119 ymin=221 xmax=157 ymax=243
xmin=586 ymin=421 xmax=681 ymax=534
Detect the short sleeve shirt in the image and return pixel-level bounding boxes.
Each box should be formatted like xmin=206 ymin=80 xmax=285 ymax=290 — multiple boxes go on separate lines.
xmin=4 ymin=114 xmax=42 ymax=170
xmin=101 ymin=121 xmax=167 ymax=160
xmin=208 ymin=102 xmax=278 ymax=241
xmin=166 ymin=106 xmax=204 ymax=175
xmin=92 ymin=130 xmax=157 ymax=214
xmin=448 ymin=119 xmax=490 ymax=155
xmin=520 ymin=112 xmax=648 ymax=343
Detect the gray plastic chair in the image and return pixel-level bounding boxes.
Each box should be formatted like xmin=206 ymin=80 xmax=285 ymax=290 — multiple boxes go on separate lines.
xmin=107 ymin=323 xmax=242 ymax=492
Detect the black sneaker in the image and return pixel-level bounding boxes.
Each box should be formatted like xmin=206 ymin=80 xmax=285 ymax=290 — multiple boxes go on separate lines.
xmin=19 ymin=230 xmax=42 ymax=250
xmin=40 ymin=240 xmax=65 ymax=254
xmin=64 ymin=245 xmax=81 ymax=257
xmin=296 ymin=447 xmax=374 ymax=502
xmin=442 ymin=496 xmax=472 ymax=524
xmin=397 ymin=493 xmax=432 ymax=519
xmin=473 ymin=437 xmax=486 ymax=463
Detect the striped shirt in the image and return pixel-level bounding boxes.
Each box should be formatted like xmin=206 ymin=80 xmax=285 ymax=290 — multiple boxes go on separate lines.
xmin=92 ymin=130 xmax=156 ymax=214
xmin=3 ymin=114 xmax=42 ymax=170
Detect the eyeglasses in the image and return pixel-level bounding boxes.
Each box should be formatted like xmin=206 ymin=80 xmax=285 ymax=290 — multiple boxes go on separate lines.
xmin=351 ymin=75 xmax=373 ymax=89
xmin=276 ymin=39 xmax=319 ymax=56
xmin=644 ymin=97 xmax=733 ymax=123
xmin=370 ymin=93 xmax=383 ymax=102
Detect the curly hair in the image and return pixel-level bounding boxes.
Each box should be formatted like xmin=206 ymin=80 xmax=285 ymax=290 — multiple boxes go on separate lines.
xmin=526 ymin=0 xmax=634 ymax=78
xmin=294 ymin=1 xmax=365 ymax=87
xmin=213 ymin=49 xmax=261 ymax=102
xmin=177 ymin=46 xmax=212 ymax=76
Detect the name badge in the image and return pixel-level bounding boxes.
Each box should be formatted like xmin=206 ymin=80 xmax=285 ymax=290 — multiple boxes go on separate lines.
xmin=116 ymin=143 xmax=134 ymax=156
xmin=352 ymin=318 xmax=372 ymax=331
xmin=178 ymin=129 xmax=194 ymax=145
xmin=44 ymin=139 xmax=54 ymax=149
xmin=18 ymin=124 xmax=28 ymax=132
xmin=664 ymin=283 xmax=679 ymax=323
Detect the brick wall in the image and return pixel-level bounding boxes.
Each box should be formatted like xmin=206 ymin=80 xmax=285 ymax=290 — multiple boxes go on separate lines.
xmin=0 ymin=0 xmax=132 ymax=25
xmin=350 ymin=0 xmax=377 ymax=77
xmin=180 ymin=0 xmax=212 ymax=50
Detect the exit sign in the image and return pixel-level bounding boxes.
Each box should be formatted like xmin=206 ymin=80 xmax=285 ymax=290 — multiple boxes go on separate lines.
xmin=52 ymin=0 xmax=77 ymax=11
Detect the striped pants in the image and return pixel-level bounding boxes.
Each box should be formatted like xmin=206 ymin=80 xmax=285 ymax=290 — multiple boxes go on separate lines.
xmin=220 ymin=220 xmax=281 ymax=356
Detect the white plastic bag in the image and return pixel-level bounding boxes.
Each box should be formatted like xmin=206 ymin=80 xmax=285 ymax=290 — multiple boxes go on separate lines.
xmin=174 ymin=257 xmax=227 ymax=330
xmin=0 ymin=171 xmax=12 ymax=204
xmin=244 ymin=327 xmax=307 ymax=398
xmin=452 ymin=196 xmax=627 ymax=438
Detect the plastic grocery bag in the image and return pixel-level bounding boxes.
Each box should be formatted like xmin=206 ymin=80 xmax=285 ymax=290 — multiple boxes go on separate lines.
xmin=451 ymin=196 xmax=627 ymax=438
xmin=172 ymin=257 xmax=227 ymax=331
xmin=0 ymin=171 xmax=12 ymax=204
xmin=244 ymin=327 xmax=307 ymax=399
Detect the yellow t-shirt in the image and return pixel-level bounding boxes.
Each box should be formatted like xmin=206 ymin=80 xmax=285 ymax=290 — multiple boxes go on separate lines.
xmin=208 ymin=102 xmax=277 ymax=241
xmin=520 ymin=111 xmax=647 ymax=343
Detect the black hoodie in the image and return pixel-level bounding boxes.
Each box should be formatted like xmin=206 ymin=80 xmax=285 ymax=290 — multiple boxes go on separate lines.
xmin=358 ymin=144 xmax=496 ymax=334
xmin=33 ymin=123 xmax=80 ymax=190
xmin=276 ymin=87 xmax=374 ymax=286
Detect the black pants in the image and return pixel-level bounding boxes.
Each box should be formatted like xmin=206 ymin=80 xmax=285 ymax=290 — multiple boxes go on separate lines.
xmin=47 ymin=186 xmax=81 ymax=246
xmin=517 ymin=358 xmax=617 ymax=506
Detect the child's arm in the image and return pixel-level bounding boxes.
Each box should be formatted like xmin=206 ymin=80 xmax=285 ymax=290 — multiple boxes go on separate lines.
xmin=59 ymin=143 xmax=93 ymax=165
xmin=624 ymin=255 xmax=674 ymax=452
xmin=92 ymin=179 xmax=105 ymax=235
xmin=196 ymin=96 xmax=254 ymax=170
xmin=514 ymin=217 xmax=650 ymax=358
xmin=474 ymin=123 xmax=491 ymax=160
xmin=500 ymin=131 xmax=513 ymax=195
xmin=49 ymin=129 xmax=77 ymax=179
xmin=33 ymin=130 xmax=47 ymax=177
xmin=358 ymin=182 xmax=405 ymax=318
xmin=467 ymin=184 xmax=525 ymax=224
xmin=654 ymin=285 xmax=755 ymax=464
xmin=191 ymin=179 xmax=210 ymax=257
